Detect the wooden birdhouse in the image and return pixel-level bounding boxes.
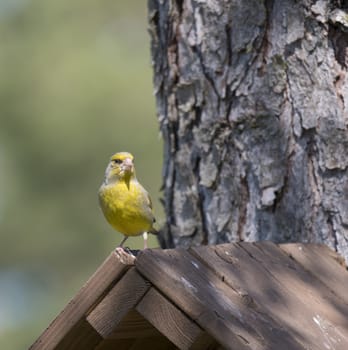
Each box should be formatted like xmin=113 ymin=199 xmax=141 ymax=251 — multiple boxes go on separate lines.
xmin=30 ymin=242 xmax=348 ymax=350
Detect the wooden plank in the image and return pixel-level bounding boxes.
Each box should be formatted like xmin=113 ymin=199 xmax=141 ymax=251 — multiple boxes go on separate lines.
xmin=87 ymin=269 xmax=151 ymax=338
xmin=280 ymin=243 xmax=348 ymax=304
xmin=96 ymin=337 xmax=178 ymax=350
xmin=97 ymin=337 xmax=177 ymax=350
xmin=136 ymin=287 xmax=215 ymax=350
xmin=235 ymin=241 xmax=348 ymax=350
xmin=129 ymin=336 xmax=177 ymax=350
xmin=95 ymin=338 xmax=134 ymax=350
xmin=188 ymin=333 xmax=224 ymax=350
xmin=107 ymin=309 xmax=163 ymax=339
xmin=30 ymin=250 xmax=135 ymax=350
xmin=54 ymin=318 xmax=102 ymax=350
xmin=97 ymin=335 xmax=221 ymax=350
xmin=135 ymin=248 xmax=302 ymax=350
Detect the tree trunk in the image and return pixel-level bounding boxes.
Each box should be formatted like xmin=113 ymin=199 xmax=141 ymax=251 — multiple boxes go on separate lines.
xmin=149 ymin=0 xmax=348 ymax=262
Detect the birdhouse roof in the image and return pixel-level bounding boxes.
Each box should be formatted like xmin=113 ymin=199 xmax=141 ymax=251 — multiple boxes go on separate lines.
xmin=30 ymin=242 xmax=348 ymax=350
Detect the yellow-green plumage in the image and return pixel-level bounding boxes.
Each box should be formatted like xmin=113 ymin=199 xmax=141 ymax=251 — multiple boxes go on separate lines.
xmin=99 ymin=178 xmax=154 ymax=236
xmin=98 ymin=152 xmax=156 ymax=248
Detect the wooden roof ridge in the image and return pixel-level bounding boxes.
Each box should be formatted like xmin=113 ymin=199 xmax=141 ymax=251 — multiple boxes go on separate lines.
xmin=30 ymin=242 xmax=348 ymax=350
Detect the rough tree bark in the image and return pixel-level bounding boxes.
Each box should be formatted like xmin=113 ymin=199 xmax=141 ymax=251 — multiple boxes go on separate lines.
xmin=149 ymin=0 xmax=348 ymax=262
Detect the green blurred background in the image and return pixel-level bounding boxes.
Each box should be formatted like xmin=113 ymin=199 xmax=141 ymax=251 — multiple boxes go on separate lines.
xmin=0 ymin=1 xmax=163 ymax=348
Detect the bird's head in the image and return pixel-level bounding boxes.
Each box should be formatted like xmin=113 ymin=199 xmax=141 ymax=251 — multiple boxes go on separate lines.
xmin=104 ymin=152 xmax=135 ymax=184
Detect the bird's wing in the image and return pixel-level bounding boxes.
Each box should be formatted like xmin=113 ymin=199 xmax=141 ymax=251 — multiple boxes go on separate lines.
xmin=142 ymin=188 xmax=157 ymax=229
xmin=147 ymin=191 xmax=153 ymax=210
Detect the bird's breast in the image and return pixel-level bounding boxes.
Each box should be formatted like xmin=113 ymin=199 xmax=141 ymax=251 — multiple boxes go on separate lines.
xmin=98 ymin=181 xmax=153 ymax=236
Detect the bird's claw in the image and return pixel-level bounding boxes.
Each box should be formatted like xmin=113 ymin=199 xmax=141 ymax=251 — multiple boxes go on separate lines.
xmin=114 ymin=246 xmax=136 ymax=257
xmin=124 ymin=246 xmax=135 ymax=256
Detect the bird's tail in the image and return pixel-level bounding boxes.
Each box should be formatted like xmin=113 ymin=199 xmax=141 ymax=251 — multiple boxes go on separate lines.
xmin=148 ymin=227 xmax=158 ymax=236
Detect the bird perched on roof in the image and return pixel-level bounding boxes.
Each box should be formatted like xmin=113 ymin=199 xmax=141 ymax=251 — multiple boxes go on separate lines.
xmin=98 ymin=152 xmax=157 ymax=250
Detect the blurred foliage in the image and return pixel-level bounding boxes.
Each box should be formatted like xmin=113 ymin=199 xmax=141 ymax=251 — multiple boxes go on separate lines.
xmin=0 ymin=0 xmax=162 ymax=348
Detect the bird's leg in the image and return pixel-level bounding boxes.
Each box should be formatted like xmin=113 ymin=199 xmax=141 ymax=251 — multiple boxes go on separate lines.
xmin=119 ymin=235 xmax=129 ymax=247
xmin=143 ymin=232 xmax=148 ymax=249
xmin=115 ymin=236 xmax=134 ymax=256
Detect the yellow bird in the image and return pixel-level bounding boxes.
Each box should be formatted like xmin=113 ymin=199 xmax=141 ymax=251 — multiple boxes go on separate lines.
xmin=98 ymin=152 xmax=157 ymax=249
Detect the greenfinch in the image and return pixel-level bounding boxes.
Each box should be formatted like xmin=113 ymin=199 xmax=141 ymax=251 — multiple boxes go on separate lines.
xmin=98 ymin=152 xmax=157 ymax=249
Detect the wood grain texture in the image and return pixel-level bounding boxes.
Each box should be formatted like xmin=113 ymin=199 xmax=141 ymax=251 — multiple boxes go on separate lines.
xmin=188 ymin=332 xmax=223 ymax=350
xmin=87 ymin=269 xmax=150 ymax=338
xmin=136 ymin=287 xmax=213 ymax=350
xmin=54 ymin=318 xmax=102 ymax=350
xmin=190 ymin=242 xmax=348 ymax=350
xmin=95 ymin=339 xmax=134 ymax=350
xmin=96 ymin=337 xmax=177 ymax=350
xmin=237 ymin=242 xmax=348 ymax=350
xmin=280 ymin=243 xmax=348 ymax=304
xmin=129 ymin=336 xmax=177 ymax=350
xmin=136 ymin=248 xmax=303 ymax=350
xmin=30 ymin=250 xmax=134 ymax=350
xmin=107 ymin=309 xmax=163 ymax=339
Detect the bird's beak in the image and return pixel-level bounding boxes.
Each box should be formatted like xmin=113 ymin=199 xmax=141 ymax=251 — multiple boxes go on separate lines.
xmin=122 ymin=158 xmax=134 ymax=172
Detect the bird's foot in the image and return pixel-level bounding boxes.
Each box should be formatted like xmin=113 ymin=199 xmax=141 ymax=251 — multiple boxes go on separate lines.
xmin=113 ymin=246 xmax=136 ymax=263
xmin=124 ymin=246 xmax=136 ymax=256
xmin=114 ymin=246 xmax=136 ymax=257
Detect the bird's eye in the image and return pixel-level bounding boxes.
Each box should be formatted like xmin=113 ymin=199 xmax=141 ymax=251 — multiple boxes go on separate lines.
xmin=113 ymin=159 xmax=122 ymax=165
